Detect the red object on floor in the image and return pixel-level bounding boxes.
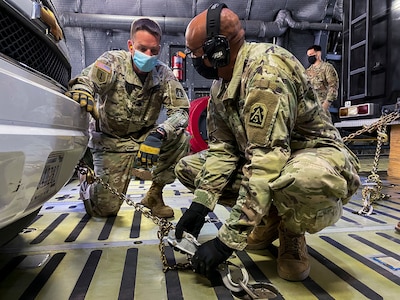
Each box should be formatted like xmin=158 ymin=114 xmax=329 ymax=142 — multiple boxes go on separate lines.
xmin=187 ymin=96 xmax=209 ymax=153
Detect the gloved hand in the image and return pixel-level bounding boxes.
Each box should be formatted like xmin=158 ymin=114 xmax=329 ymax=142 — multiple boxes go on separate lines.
xmin=192 ymin=238 xmax=234 ymax=285
xmin=175 ymin=202 xmax=210 ymax=239
xmin=136 ymin=128 xmax=165 ymax=169
xmin=65 ymin=89 xmax=98 ymax=120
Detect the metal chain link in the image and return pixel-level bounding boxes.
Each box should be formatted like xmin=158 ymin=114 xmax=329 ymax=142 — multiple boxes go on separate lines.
xmin=76 ymin=164 xmax=192 ymax=272
xmin=343 ymin=111 xmax=400 ymax=214
xmin=342 ymin=111 xmax=400 ymax=142
xmin=75 ymin=111 xmax=400 ymax=271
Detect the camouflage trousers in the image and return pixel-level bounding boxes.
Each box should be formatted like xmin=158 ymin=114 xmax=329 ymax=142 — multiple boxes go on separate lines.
xmin=175 ymin=147 xmax=360 ymax=243
xmin=83 ymin=131 xmax=190 ymax=217
xmin=175 ymin=149 xmax=244 ymax=207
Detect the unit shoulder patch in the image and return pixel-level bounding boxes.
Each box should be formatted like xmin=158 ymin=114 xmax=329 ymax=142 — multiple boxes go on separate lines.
xmin=249 ymin=103 xmax=267 ymax=128
xmin=175 ymin=87 xmax=185 ymax=99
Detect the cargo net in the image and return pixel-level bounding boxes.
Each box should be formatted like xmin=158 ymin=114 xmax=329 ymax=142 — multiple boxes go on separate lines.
xmin=0 ymin=9 xmax=70 ymax=88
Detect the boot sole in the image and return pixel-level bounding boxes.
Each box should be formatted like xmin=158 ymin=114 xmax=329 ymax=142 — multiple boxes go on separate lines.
xmin=277 ymin=265 xmax=310 ymax=281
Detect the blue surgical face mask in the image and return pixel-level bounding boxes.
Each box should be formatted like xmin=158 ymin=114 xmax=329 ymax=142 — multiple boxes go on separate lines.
xmin=133 ymin=50 xmax=158 ymax=72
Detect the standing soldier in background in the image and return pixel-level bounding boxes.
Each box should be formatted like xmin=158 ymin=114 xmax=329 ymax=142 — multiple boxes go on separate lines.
xmin=174 ymin=3 xmax=360 ymax=283
xmin=305 ymin=44 xmax=339 ymax=119
xmin=66 ymin=18 xmax=190 ymax=219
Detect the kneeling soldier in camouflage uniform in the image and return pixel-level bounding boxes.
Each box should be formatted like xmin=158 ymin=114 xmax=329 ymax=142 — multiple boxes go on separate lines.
xmin=174 ymin=3 xmax=360 ymax=282
xmin=66 ymin=18 xmax=190 ymax=218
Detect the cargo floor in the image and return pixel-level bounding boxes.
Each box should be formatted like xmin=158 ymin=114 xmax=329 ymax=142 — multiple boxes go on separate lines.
xmin=0 ymin=162 xmax=399 ymax=300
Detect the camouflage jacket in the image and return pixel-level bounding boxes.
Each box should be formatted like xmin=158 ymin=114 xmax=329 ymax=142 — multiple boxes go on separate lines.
xmin=69 ymin=50 xmax=189 ymax=144
xmin=192 ymin=42 xmax=359 ymax=225
xmin=305 ymin=61 xmax=339 ymax=104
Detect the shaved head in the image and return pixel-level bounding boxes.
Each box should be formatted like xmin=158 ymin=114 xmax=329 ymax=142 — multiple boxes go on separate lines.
xmin=185 ymin=5 xmax=245 ymax=81
xmin=186 ymin=7 xmax=244 ymax=50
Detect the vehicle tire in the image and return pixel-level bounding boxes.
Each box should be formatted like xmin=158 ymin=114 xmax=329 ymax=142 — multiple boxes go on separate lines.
xmin=0 ymin=207 xmax=41 ymax=246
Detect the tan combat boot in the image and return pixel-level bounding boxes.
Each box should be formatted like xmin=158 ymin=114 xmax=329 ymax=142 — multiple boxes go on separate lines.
xmin=277 ymin=223 xmax=310 ymax=281
xmin=246 ymin=205 xmax=280 ymax=250
xmin=141 ymin=182 xmax=174 ymax=218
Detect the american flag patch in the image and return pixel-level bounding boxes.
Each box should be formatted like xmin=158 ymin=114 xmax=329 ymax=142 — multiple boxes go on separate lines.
xmin=95 ymin=61 xmax=111 ymax=73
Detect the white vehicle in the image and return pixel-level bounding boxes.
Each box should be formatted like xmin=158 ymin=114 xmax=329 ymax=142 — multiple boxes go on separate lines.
xmin=0 ymin=0 xmax=88 ymax=245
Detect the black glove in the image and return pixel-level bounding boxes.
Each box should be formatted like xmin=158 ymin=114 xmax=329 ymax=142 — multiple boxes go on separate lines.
xmin=192 ymin=238 xmax=234 ymax=285
xmin=65 ymin=89 xmax=98 ymax=120
xmin=136 ymin=128 xmax=165 ymax=168
xmin=175 ymin=202 xmax=210 ymax=239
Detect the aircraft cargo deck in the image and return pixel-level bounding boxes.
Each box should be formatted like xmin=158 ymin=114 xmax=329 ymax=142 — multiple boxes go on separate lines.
xmin=0 ymin=159 xmax=399 ymax=300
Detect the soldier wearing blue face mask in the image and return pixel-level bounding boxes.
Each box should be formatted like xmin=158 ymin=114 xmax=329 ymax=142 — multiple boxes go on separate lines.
xmin=66 ymin=18 xmax=190 ymax=219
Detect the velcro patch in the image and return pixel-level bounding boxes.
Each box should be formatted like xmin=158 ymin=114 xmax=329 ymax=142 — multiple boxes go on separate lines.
xmin=244 ymin=89 xmax=279 ymax=146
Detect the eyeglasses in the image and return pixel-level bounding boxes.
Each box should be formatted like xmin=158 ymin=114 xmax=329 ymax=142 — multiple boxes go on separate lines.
xmin=184 ymin=45 xmax=204 ymax=58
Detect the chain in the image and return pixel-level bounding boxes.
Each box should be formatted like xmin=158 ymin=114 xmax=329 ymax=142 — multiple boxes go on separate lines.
xmin=342 ymin=111 xmax=400 ymax=142
xmin=76 ymin=164 xmax=192 ymax=272
xmin=343 ymin=111 xmax=400 ymax=214
xmin=74 ymin=111 xmax=400 ymax=271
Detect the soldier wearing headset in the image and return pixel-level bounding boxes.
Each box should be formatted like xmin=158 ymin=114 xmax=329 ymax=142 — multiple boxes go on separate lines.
xmin=173 ymin=3 xmax=360 ymax=283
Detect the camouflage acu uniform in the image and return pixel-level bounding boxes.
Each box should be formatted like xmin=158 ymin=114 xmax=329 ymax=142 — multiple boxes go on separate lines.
xmin=69 ymin=50 xmax=190 ymax=217
xmin=176 ymin=42 xmax=360 ymax=251
xmin=305 ymin=61 xmax=339 ymax=117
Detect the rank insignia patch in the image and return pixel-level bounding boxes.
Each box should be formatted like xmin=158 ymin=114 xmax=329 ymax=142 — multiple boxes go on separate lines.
xmin=249 ymin=103 xmax=267 ymax=128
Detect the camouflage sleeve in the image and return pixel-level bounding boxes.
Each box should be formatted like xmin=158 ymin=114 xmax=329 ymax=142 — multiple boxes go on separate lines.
xmin=218 ymin=62 xmax=297 ymax=250
xmin=68 ymin=51 xmax=117 ymax=96
xmin=158 ymin=73 xmax=190 ymax=140
xmin=68 ymin=64 xmax=94 ymax=93
xmin=192 ymin=96 xmax=241 ymax=210
xmin=325 ymin=63 xmax=339 ymax=103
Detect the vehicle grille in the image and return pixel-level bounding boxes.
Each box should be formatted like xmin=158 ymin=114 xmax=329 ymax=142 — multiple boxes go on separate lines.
xmin=0 ymin=9 xmax=71 ymax=88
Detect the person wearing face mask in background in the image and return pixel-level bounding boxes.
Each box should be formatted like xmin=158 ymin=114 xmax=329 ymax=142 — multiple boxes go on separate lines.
xmin=305 ymin=45 xmax=339 ymax=120
xmin=66 ymin=18 xmax=190 ymax=219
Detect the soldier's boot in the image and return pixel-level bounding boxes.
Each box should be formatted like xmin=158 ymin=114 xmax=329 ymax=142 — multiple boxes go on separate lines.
xmin=246 ymin=205 xmax=280 ymax=250
xmin=141 ymin=182 xmax=174 ymax=218
xmin=277 ymin=223 xmax=310 ymax=281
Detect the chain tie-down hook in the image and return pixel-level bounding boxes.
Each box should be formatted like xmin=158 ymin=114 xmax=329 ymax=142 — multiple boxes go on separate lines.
xmin=342 ymin=111 xmax=398 ymax=216
xmin=166 ymin=230 xmax=279 ymax=299
xmin=76 ymin=164 xmax=279 ymax=297
xmin=358 ymin=182 xmax=377 ymax=215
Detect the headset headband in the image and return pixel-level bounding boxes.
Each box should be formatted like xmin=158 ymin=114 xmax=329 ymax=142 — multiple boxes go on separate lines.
xmin=206 ymin=3 xmax=227 ymax=37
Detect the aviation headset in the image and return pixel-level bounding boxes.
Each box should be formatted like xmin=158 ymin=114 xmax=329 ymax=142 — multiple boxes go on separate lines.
xmin=204 ymin=3 xmax=230 ymax=68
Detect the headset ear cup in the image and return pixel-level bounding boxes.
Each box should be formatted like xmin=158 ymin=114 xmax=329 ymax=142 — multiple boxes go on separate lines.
xmin=204 ymin=36 xmax=230 ymax=67
xmin=205 ymin=3 xmax=230 ymax=67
